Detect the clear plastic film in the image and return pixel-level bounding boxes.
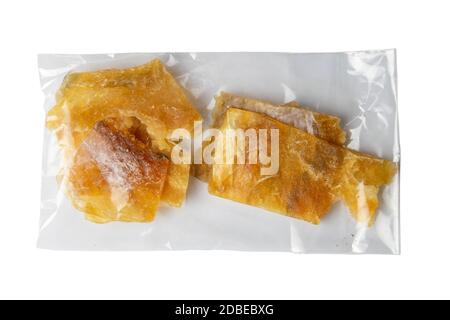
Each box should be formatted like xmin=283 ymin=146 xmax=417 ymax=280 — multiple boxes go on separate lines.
xmin=38 ymin=51 xmax=400 ymax=253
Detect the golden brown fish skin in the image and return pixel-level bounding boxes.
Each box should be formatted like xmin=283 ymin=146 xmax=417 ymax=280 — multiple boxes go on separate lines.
xmin=208 ymin=108 xmax=397 ymax=225
xmin=194 ymin=92 xmax=347 ymax=183
xmin=67 ymin=117 xmax=170 ymax=223
xmin=47 ymin=59 xmax=202 ymax=208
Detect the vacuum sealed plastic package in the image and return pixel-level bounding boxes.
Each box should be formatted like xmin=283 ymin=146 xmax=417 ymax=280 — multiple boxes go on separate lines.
xmin=38 ymin=51 xmax=400 ymax=253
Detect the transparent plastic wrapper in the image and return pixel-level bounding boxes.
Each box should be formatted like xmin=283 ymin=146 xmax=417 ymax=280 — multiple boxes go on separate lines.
xmin=38 ymin=51 xmax=400 ymax=253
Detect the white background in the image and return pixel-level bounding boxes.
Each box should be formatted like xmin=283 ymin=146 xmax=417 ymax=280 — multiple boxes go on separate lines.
xmin=0 ymin=0 xmax=448 ymax=299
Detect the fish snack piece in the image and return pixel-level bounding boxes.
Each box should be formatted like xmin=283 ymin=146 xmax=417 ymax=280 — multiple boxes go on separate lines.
xmin=47 ymin=59 xmax=202 ymax=222
xmin=193 ymin=92 xmax=346 ymax=181
xmin=67 ymin=117 xmax=170 ymax=223
xmin=213 ymin=92 xmax=346 ymax=145
xmin=208 ymin=108 xmax=397 ymax=226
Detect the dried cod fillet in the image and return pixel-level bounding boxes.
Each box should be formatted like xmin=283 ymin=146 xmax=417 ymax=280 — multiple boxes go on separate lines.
xmin=208 ymin=108 xmax=397 ymax=225
xmin=47 ymin=59 xmax=202 ymax=208
xmin=67 ymin=117 xmax=170 ymax=223
xmin=193 ymin=92 xmax=346 ymax=182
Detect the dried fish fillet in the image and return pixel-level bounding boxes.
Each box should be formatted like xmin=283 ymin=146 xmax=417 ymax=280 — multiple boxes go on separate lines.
xmin=193 ymin=92 xmax=346 ymax=182
xmin=67 ymin=117 xmax=169 ymax=223
xmin=60 ymin=60 xmax=176 ymax=90
xmin=208 ymin=108 xmax=397 ymax=225
xmin=47 ymin=59 xmax=202 ymax=208
xmin=213 ymin=92 xmax=346 ymax=144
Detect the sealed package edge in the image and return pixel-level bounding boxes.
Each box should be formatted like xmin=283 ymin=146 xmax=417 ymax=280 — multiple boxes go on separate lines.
xmin=38 ymin=51 xmax=400 ymax=253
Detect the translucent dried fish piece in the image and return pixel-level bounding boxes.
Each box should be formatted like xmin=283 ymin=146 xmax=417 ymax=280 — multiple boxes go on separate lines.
xmin=193 ymin=92 xmax=346 ymax=182
xmin=208 ymin=108 xmax=397 ymax=225
xmin=47 ymin=59 xmax=202 ymax=207
xmin=60 ymin=60 xmax=173 ymax=90
xmin=213 ymin=92 xmax=346 ymax=144
xmin=67 ymin=117 xmax=170 ymax=223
